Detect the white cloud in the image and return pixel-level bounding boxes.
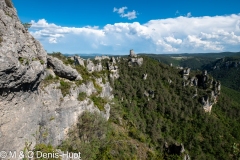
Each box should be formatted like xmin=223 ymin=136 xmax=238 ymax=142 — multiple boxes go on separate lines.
xmin=113 ymin=6 xmax=137 ymax=20
xmin=156 ymin=39 xmax=178 ymax=52
xmin=121 ymin=10 xmax=137 ymax=20
xmin=113 ymin=6 xmax=127 ymax=14
xmin=49 ymin=37 xmax=57 ymax=44
xmin=165 ymin=36 xmax=182 ymax=44
xmin=29 ymin=14 xmax=240 ymax=54
xmin=187 ymin=35 xmax=223 ymax=50
xmin=187 ymin=12 xmax=192 ymax=18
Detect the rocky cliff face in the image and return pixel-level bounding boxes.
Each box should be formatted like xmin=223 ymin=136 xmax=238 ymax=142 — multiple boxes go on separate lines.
xmin=180 ymin=68 xmax=221 ymax=112
xmin=0 ymin=0 xmax=47 ymax=93
xmin=0 ymin=0 xmax=114 ymax=154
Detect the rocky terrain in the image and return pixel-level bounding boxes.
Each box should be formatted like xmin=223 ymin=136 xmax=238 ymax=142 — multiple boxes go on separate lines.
xmin=0 ymin=0 xmax=114 ymax=153
xmin=1 ymin=1 xmax=240 ymax=159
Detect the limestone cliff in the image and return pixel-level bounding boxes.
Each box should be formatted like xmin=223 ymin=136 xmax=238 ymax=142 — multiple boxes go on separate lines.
xmin=0 ymin=0 xmax=113 ymax=154
xmin=0 ymin=0 xmax=47 ymax=93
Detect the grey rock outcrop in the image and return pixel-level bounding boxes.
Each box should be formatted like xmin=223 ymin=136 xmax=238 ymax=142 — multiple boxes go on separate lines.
xmin=128 ymin=49 xmax=144 ymax=66
xmin=179 ymin=69 xmax=220 ymax=112
xmin=201 ymin=96 xmax=213 ymax=112
xmin=190 ymin=77 xmax=198 ymax=86
xmin=74 ymin=56 xmax=85 ymax=67
xmin=182 ymin=68 xmax=191 ymax=80
xmin=116 ymin=57 xmax=121 ymax=62
xmin=86 ymin=59 xmax=95 ymax=72
xmin=203 ymin=70 xmax=207 ymax=76
xmin=47 ymin=55 xmax=82 ymax=80
xmin=0 ymin=0 xmax=114 ymax=154
xmin=0 ymin=75 xmax=113 ymax=153
xmin=111 ymin=57 xmax=116 ymax=64
xmin=86 ymin=59 xmax=103 ymax=72
xmin=108 ymin=62 xmax=119 ymax=79
xmin=0 ymin=0 xmax=47 ymax=92
xmin=43 ymin=68 xmax=56 ymax=78
xmin=144 ymin=90 xmax=154 ymax=98
xmin=192 ymin=88 xmax=198 ymax=98
xmin=94 ymin=55 xmax=110 ymax=61
xmin=184 ymin=154 xmax=191 ymax=160
xmin=129 ymin=49 xmax=137 ymax=58
xmin=143 ymin=74 xmax=147 ymax=80
xmin=176 ymin=66 xmax=184 ymax=70
xmin=168 ymin=78 xmax=172 ymax=84
xmin=95 ymin=62 xmax=103 ymax=71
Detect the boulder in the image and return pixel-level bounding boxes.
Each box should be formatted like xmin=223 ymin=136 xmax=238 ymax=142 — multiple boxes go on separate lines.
xmin=86 ymin=59 xmax=103 ymax=72
xmin=111 ymin=57 xmax=116 ymax=64
xmin=47 ymin=56 xmax=81 ymax=80
xmin=95 ymin=63 xmax=103 ymax=71
xmin=74 ymin=56 xmax=85 ymax=67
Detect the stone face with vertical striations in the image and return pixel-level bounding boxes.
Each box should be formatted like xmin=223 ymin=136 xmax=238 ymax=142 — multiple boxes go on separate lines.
xmin=0 ymin=0 xmax=113 ymax=155
xmin=0 ymin=0 xmax=47 ymax=92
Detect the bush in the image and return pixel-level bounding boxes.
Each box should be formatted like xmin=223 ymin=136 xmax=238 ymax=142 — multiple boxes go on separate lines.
xmin=78 ymin=92 xmax=87 ymax=101
xmin=41 ymin=75 xmax=59 ymax=88
xmin=93 ymin=79 xmax=102 ymax=94
xmin=18 ymin=57 xmax=24 ymax=64
xmin=129 ymin=127 xmax=147 ymax=143
xmin=90 ymin=95 xmax=107 ymax=111
xmin=5 ymin=0 xmax=13 ymax=8
xmin=75 ymin=65 xmax=91 ymax=82
xmin=75 ymin=80 xmax=83 ymax=86
xmin=40 ymin=60 xmax=45 ymax=65
xmin=59 ymin=112 xmax=109 ymax=160
xmin=58 ymin=80 xmax=71 ymax=96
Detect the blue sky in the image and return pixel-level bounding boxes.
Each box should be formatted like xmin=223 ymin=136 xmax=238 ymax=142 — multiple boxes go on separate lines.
xmin=12 ymin=0 xmax=240 ymax=54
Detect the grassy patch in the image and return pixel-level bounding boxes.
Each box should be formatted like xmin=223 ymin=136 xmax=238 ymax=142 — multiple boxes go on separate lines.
xmin=18 ymin=57 xmax=29 ymax=65
xmin=49 ymin=116 xmax=55 ymax=121
xmin=75 ymin=65 xmax=91 ymax=82
xmin=102 ymin=77 xmax=106 ymax=84
xmin=75 ymin=80 xmax=83 ymax=86
xmin=90 ymin=95 xmax=107 ymax=111
xmin=18 ymin=57 xmax=24 ymax=64
xmin=78 ymin=92 xmax=87 ymax=101
xmin=41 ymin=74 xmax=59 ymax=87
xmin=93 ymin=79 xmax=102 ymax=94
xmin=32 ymin=57 xmax=45 ymax=65
xmin=49 ymin=52 xmax=74 ymax=65
xmin=58 ymin=80 xmax=71 ymax=96
xmin=40 ymin=60 xmax=45 ymax=65
xmin=5 ymin=0 xmax=13 ymax=8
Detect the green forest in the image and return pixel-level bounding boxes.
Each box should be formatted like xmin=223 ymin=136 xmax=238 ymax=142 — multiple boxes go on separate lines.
xmin=53 ymin=55 xmax=240 ymax=159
